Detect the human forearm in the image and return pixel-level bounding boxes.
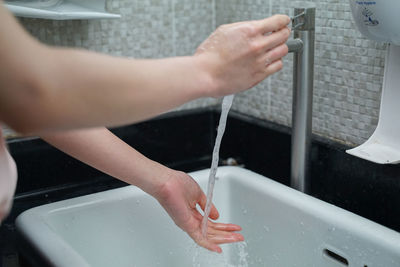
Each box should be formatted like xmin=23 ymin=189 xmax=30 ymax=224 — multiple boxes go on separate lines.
xmin=41 ymin=127 xmax=244 ymax=252
xmin=1 ymin=46 xmax=211 ymax=134
xmin=0 ymin=2 xmax=290 ymax=134
xmin=0 ymin=5 xmax=210 ymax=133
xmin=40 ymin=127 xmax=171 ymax=196
xmin=30 ymin=50 xmax=212 ymax=132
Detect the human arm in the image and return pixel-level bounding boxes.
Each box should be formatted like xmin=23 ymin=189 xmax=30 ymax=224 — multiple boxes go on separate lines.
xmin=0 ymin=2 xmax=290 ymax=134
xmin=40 ymin=127 xmax=243 ymax=253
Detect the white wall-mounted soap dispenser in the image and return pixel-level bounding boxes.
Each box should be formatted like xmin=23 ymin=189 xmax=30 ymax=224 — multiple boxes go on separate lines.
xmin=346 ymin=0 xmax=400 ymax=164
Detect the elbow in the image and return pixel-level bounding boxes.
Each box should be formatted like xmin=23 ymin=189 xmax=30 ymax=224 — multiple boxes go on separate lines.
xmin=12 ymin=86 xmax=54 ymax=136
xmin=0 ymin=93 xmax=50 ymax=136
xmin=4 ymin=118 xmax=41 ymax=137
xmin=0 ymin=60 xmax=55 ymax=135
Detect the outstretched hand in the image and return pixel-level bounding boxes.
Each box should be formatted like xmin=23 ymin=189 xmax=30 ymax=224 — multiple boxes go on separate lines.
xmin=153 ymin=170 xmax=243 ymax=253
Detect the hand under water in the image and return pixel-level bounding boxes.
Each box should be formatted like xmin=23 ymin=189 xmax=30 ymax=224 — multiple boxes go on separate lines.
xmin=154 ymin=170 xmax=243 ymax=253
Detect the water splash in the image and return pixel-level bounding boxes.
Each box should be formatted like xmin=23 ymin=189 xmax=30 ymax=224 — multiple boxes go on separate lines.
xmin=191 ymin=244 xmax=231 ymax=267
xmin=202 ymin=95 xmax=235 ymax=236
xmin=237 ymin=242 xmax=249 ymax=267
xmin=191 ymin=242 xmax=249 ymax=267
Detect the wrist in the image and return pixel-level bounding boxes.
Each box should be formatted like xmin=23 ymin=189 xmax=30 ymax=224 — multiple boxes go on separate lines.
xmin=132 ymin=159 xmax=175 ymax=198
xmin=191 ymin=54 xmax=220 ymax=98
xmin=151 ymin=169 xmax=190 ymax=205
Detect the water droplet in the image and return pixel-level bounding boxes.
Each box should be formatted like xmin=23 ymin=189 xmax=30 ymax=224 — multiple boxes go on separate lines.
xmin=136 ymin=200 xmax=140 ymax=205
xmin=263 ymin=226 xmax=270 ymax=232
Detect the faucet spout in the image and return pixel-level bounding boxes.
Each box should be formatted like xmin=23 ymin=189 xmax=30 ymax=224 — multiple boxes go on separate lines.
xmin=286 ymin=39 xmax=303 ymax=53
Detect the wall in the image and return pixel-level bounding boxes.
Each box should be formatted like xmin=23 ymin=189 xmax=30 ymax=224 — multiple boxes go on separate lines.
xmin=217 ymin=0 xmax=386 ymax=146
xmin=4 ymin=0 xmax=386 ymax=146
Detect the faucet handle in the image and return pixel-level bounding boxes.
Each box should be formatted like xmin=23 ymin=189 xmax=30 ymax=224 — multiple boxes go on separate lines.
xmin=291 ymin=7 xmax=316 ymax=31
xmin=291 ymin=12 xmax=305 ymax=31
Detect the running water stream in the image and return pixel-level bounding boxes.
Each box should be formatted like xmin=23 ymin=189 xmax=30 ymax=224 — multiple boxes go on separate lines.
xmin=201 ymin=94 xmax=235 ymax=236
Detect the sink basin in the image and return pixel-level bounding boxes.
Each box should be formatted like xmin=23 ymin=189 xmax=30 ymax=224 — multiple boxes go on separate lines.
xmin=16 ymin=166 xmax=400 ymax=266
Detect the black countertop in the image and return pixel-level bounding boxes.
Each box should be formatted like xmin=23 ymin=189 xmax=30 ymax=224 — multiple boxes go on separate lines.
xmin=1 ymin=108 xmax=400 ymax=267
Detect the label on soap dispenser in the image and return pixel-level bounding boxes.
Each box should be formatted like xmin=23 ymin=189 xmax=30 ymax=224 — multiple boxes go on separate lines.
xmin=356 ymin=1 xmax=379 ymax=26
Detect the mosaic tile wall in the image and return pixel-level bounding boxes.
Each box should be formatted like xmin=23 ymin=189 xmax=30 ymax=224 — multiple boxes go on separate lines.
xmin=216 ymin=0 xmax=386 ymax=146
xmin=4 ymin=0 xmax=386 ymax=146
xmin=3 ymin=0 xmax=218 ymax=138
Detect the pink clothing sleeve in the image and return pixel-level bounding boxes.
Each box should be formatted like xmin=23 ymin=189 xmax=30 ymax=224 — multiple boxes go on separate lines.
xmin=0 ymin=128 xmax=17 ymax=222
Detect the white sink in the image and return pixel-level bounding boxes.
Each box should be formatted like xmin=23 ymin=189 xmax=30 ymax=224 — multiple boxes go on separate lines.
xmin=16 ymin=166 xmax=400 ymax=266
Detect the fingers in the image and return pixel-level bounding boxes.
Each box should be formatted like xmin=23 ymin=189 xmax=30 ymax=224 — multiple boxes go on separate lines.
xmin=198 ymin=193 xmax=219 ymax=220
xmin=196 ymin=230 xmax=244 ymax=253
xmin=208 ymin=232 xmax=244 ymax=245
xmin=189 ymin=211 xmax=244 ymax=253
xmin=253 ymin=14 xmax=291 ymax=34
xmin=206 ymin=223 xmax=244 ymax=242
xmin=265 ymin=59 xmax=284 ymax=76
xmin=208 ymin=204 xmax=219 ymax=220
xmin=196 ymin=213 xmax=242 ymax=232
xmin=199 ymin=224 xmax=244 ymax=252
xmin=201 ymin=241 xmax=223 ymax=254
xmin=260 ymin=27 xmax=291 ymax=53
xmin=190 ymin=224 xmax=244 ymax=253
xmin=210 ymin=221 xmax=242 ymax=231
xmin=264 ymin=43 xmax=288 ymax=66
xmin=191 ymin=232 xmax=223 ymax=253
xmin=203 ymin=220 xmax=244 ymax=244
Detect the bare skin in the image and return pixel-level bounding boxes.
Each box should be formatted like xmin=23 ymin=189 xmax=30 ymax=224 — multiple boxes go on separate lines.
xmin=41 ymin=128 xmax=243 ymax=253
xmin=0 ymin=1 xmax=290 ymax=253
xmin=195 ymin=19 xmax=290 ymax=97
xmin=0 ymin=2 xmax=290 ymax=133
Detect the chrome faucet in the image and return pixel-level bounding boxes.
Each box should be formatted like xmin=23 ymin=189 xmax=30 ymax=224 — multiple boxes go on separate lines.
xmin=286 ymin=7 xmax=315 ymax=193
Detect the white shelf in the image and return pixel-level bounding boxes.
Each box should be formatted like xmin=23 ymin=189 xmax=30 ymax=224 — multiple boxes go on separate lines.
xmin=5 ymin=0 xmax=120 ymax=20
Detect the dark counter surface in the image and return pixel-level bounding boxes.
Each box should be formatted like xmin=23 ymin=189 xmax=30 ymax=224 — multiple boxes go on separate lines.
xmin=1 ymin=108 xmax=400 ymax=267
